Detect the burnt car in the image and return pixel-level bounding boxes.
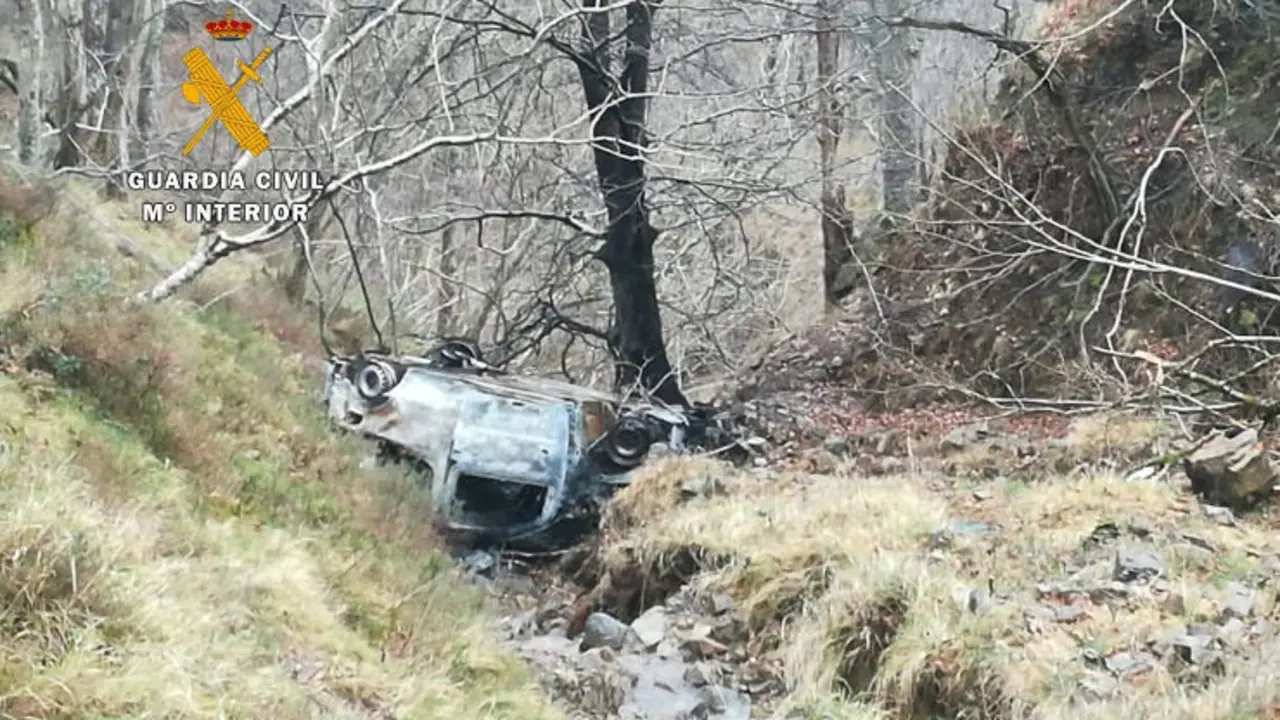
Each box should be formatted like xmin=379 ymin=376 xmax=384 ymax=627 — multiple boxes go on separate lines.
xmin=322 ymin=342 xmax=690 ymax=549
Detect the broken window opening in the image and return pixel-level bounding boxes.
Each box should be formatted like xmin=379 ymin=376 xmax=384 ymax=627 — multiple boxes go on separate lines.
xmin=454 ymin=474 xmax=547 ymax=527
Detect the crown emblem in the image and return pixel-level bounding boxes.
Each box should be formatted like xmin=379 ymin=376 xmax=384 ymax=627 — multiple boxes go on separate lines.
xmin=205 ymin=9 xmax=254 ymax=42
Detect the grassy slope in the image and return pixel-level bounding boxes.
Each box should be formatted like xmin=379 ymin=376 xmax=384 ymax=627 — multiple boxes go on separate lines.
xmin=600 ymin=419 xmax=1280 ymax=720
xmin=0 ymin=176 xmax=558 ymax=719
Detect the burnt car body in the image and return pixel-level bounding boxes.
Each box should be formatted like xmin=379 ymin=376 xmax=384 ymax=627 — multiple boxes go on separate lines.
xmin=322 ymin=343 xmax=689 ymax=549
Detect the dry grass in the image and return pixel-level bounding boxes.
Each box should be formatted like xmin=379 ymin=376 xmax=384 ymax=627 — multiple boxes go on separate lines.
xmin=599 ymin=422 xmax=1280 ymax=719
xmin=0 ymin=177 xmax=557 ymax=719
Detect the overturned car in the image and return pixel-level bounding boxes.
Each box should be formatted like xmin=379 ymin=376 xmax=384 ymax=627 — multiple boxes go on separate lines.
xmin=322 ymin=342 xmax=693 ymax=549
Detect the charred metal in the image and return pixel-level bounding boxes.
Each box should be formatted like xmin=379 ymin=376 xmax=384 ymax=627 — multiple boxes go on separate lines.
xmin=321 ymin=341 xmax=702 ymax=550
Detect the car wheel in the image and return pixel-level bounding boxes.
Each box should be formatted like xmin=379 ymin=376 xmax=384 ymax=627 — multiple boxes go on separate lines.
xmin=435 ymin=339 xmax=483 ymax=368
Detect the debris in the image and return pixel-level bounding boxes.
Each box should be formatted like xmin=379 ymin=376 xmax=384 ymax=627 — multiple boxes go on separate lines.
xmin=1183 ymin=427 xmax=1275 ymax=507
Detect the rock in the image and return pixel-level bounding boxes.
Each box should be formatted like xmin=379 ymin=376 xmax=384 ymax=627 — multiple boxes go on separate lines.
xmin=681 ymin=635 xmax=730 ymax=660
xmin=1182 ymin=427 xmax=1276 ymax=506
xmin=950 ymin=585 xmax=988 ymax=614
xmin=1172 ymin=634 xmax=1212 ymax=664
xmin=810 ymin=450 xmax=839 ymax=475
xmin=942 ymin=423 xmax=994 ymax=452
xmin=709 ymin=616 xmax=746 ymax=645
xmin=1161 ymin=589 xmax=1187 ymax=615
xmin=1051 ymin=604 xmax=1087 ymax=623
xmin=630 ymin=607 xmax=668 ymax=650
xmin=690 ymin=686 xmax=750 ymax=719
xmin=1218 ymin=617 xmax=1247 ymax=644
xmin=1114 ymin=549 xmax=1165 ymax=583
xmin=1220 ymin=582 xmax=1255 ymax=620
xmin=463 ymin=549 xmax=496 ymax=575
xmin=680 ymin=476 xmax=716 ymax=499
xmin=1075 ymin=672 xmax=1119 ymax=702
xmin=1202 ymin=504 xmax=1237 ymax=526
xmin=683 ymin=663 xmax=716 ymax=688
xmin=1187 ymin=622 xmax=1217 ymax=637
xmin=582 ymin=612 xmax=632 ymax=651
xmin=1089 ymin=581 xmax=1134 ymax=604
xmin=1104 ymin=650 xmax=1157 ymax=679
xmin=821 ymin=435 xmax=849 ymax=456
xmin=708 ymin=593 xmax=736 ymax=616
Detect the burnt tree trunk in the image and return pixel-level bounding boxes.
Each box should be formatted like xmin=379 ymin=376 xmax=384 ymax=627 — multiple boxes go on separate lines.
xmin=572 ymin=0 xmax=687 ymax=406
xmin=816 ymin=1 xmax=855 ymax=310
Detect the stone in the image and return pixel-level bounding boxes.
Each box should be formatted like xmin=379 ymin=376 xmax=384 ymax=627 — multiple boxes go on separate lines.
xmin=709 ymin=593 xmax=736 ymax=615
xmin=709 ymin=616 xmax=746 ymax=645
xmin=630 ymin=606 xmax=668 ymax=649
xmin=1218 ymin=617 xmax=1247 ymax=643
xmin=1075 ymin=672 xmax=1119 ymax=702
xmin=683 ymin=663 xmax=716 ymax=688
xmin=942 ymin=423 xmax=993 ymax=452
xmin=1114 ymin=549 xmax=1165 ymax=583
xmin=1202 ymin=504 xmax=1237 ymax=526
xmin=681 ymin=635 xmax=730 ymax=660
xmin=1160 ymin=589 xmax=1187 ymax=615
xmin=1220 ymin=582 xmax=1255 ymax=620
xmin=1104 ymin=650 xmax=1157 ymax=679
xmin=463 ymin=549 xmax=496 ymax=574
xmin=1172 ymin=634 xmax=1212 ymax=664
xmin=821 ymin=435 xmax=849 ymax=455
xmin=1182 ymin=427 xmax=1276 ymax=505
xmin=582 ymin=612 xmax=632 ymax=651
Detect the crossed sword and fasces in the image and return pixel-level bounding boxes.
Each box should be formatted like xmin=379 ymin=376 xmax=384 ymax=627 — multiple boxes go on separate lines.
xmin=180 ymin=46 xmax=273 ymax=157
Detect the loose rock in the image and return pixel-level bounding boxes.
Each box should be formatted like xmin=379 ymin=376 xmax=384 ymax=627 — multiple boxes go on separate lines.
xmin=631 ymin=607 xmax=669 ymax=650
xmin=582 ymin=612 xmax=632 ymax=651
xmin=1114 ymin=549 xmax=1165 ymax=583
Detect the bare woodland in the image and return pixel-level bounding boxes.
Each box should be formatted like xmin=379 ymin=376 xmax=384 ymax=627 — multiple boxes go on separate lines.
xmin=5 ymin=0 xmax=1280 ymax=422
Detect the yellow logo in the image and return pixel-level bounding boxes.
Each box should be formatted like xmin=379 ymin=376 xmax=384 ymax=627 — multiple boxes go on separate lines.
xmin=179 ymin=10 xmax=271 ymax=157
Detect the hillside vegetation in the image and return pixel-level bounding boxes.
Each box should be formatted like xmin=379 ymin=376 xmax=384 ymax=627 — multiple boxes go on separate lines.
xmin=0 ymin=177 xmax=556 ymax=719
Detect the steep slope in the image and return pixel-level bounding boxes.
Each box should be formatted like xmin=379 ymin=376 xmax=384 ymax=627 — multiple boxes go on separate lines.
xmin=0 ymin=175 xmax=557 ymax=719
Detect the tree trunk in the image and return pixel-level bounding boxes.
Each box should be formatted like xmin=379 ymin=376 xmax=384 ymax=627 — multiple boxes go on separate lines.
xmin=54 ymin=0 xmax=96 ymax=169
xmin=284 ymin=206 xmax=329 ymax=305
xmin=97 ymin=0 xmax=136 ymax=198
xmin=872 ymin=0 xmax=921 ymax=218
xmin=435 ymin=223 xmax=457 ymax=338
xmin=15 ymin=0 xmax=44 ymax=166
xmin=131 ymin=0 xmax=163 ymax=163
xmin=816 ymin=1 xmax=855 ymax=310
xmin=574 ymin=0 xmax=687 ymax=407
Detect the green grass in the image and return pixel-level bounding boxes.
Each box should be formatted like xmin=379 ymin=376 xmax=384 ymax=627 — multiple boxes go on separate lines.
xmin=0 ymin=175 xmax=559 ymax=719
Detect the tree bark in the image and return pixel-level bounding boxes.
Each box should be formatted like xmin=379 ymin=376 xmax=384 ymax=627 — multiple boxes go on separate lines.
xmin=816 ymin=1 xmax=855 ymax=310
xmin=97 ymin=0 xmax=136 ymax=198
xmin=131 ymin=0 xmax=163 ymax=163
xmin=573 ymin=0 xmax=686 ymax=407
xmin=15 ymin=0 xmax=44 ymax=167
xmin=871 ymin=0 xmax=921 ymax=218
xmin=54 ymin=0 xmax=97 ymax=169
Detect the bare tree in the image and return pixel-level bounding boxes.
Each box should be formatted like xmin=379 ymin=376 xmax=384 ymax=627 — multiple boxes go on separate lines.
xmin=570 ymin=0 xmax=686 ymax=405
xmin=14 ymin=0 xmax=45 ymax=166
xmin=816 ymin=0 xmax=856 ymax=309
